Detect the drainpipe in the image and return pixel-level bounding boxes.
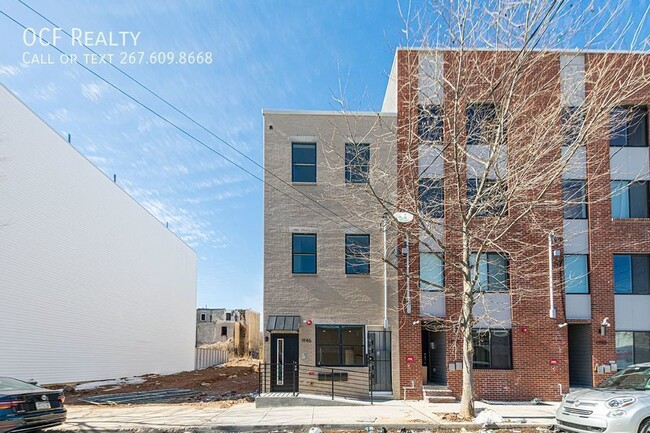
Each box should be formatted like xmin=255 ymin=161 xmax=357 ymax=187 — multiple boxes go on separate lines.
xmin=548 ymin=231 xmax=557 ymax=319
xmin=405 ymin=231 xmax=411 ymax=315
xmin=382 ymin=213 xmax=389 ymax=329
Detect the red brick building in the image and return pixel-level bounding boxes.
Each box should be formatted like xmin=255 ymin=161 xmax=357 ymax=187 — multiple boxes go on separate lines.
xmin=385 ymin=49 xmax=650 ymax=401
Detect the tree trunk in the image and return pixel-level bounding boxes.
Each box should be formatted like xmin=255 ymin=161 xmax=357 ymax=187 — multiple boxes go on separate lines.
xmin=459 ymin=242 xmax=475 ymax=419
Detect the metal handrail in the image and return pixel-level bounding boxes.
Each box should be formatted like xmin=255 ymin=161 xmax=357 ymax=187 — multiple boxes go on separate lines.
xmin=259 ymin=360 xmax=374 ymax=403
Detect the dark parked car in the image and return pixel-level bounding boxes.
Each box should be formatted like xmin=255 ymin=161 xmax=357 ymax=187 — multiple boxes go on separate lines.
xmin=0 ymin=377 xmax=66 ymax=433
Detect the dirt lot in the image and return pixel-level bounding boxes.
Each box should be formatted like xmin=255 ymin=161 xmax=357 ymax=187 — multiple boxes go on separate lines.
xmin=59 ymin=358 xmax=259 ymax=405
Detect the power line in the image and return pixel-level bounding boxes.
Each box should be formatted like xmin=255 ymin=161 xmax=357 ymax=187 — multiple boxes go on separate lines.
xmin=14 ymin=0 xmax=373 ymax=232
xmin=0 ymin=6 xmax=368 ymax=231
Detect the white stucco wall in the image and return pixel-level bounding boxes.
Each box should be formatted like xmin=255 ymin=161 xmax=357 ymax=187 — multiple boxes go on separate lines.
xmin=0 ymin=85 xmax=196 ymax=384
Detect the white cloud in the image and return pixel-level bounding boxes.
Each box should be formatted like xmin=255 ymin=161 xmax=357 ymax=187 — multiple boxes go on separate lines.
xmin=0 ymin=65 xmax=21 ymax=77
xmin=81 ymin=82 xmax=108 ymax=102
xmin=48 ymin=108 xmax=69 ymax=122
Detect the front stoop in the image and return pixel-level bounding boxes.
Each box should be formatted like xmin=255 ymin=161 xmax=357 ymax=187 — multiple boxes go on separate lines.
xmin=423 ymin=385 xmax=457 ymax=403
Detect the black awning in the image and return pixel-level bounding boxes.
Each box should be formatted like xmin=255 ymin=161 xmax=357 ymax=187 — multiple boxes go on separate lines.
xmin=266 ymin=315 xmax=301 ymax=331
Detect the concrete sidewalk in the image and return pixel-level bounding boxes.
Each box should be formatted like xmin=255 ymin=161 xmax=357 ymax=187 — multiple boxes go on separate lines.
xmin=54 ymin=400 xmax=559 ymax=432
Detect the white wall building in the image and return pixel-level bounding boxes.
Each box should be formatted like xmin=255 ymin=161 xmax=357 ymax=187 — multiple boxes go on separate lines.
xmin=0 ymin=85 xmax=197 ymax=384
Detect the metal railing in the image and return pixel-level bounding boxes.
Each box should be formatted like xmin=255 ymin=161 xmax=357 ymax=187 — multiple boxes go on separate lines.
xmin=259 ymin=361 xmax=374 ymax=404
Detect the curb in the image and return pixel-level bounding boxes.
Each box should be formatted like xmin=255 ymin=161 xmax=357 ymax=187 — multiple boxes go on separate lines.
xmin=53 ymin=422 xmax=555 ymax=432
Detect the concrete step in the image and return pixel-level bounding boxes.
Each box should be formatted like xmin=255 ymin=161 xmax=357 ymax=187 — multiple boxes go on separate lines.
xmin=427 ymin=396 xmax=457 ymax=403
xmin=423 ymin=388 xmax=453 ymax=397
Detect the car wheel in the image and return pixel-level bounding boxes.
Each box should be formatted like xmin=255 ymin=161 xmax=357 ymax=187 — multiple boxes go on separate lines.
xmin=640 ymin=418 xmax=650 ymax=433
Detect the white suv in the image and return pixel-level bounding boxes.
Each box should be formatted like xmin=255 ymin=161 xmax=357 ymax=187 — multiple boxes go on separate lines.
xmin=556 ymin=363 xmax=650 ymax=433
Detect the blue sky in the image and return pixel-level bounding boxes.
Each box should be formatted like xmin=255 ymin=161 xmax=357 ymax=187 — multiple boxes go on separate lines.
xmin=0 ymin=1 xmax=406 ymax=314
xmin=0 ymin=1 xmax=647 ymax=315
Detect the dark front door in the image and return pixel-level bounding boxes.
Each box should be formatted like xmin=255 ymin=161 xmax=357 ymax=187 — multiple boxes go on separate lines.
xmin=427 ymin=331 xmax=447 ymax=385
xmin=568 ymin=324 xmax=593 ymax=388
xmin=368 ymin=331 xmax=392 ymax=392
xmin=270 ymin=333 xmax=299 ymax=392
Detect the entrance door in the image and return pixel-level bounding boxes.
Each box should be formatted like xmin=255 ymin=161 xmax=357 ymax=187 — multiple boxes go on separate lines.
xmin=368 ymin=331 xmax=392 ymax=392
xmin=270 ymin=333 xmax=299 ymax=392
xmin=427 ymin=331 xmax=447 ymax=385
xmin=568 ymin=324 xmax=592 ymax=388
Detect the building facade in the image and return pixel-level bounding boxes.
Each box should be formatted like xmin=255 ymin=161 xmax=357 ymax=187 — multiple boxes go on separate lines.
xmin=0 ymin=85 xmax=197 ymax=385
xmin=263 ymin=49 xmax=650 ymax=401
xmin=196 ymin=308 xmax=261 ymax=356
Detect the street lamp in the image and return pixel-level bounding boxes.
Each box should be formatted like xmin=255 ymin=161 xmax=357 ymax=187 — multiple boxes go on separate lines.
xmin=548 ymin=231 xmax=561 ymax=319
xmin=394 ymin=211 xmax=414 ymax=315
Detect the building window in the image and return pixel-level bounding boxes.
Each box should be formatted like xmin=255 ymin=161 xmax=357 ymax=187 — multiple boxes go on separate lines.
xmin=345 ymin=234 xmax=370 ymax=275
xmin=316 ymin=325 xmax=365 ymax=367
xmin=473 ymin=329 xmax=512 ymax=369
xmin=226 ymin=313 xmax=231 ymax=321
xmin=564 ymin=255 xmax=589 ymax=294
xmin=614 ymin=254 xmax=649 ymax=295
xmin=469 ymin=252 xmax=509 ymax=292
xmin=344 ymin=143 xmax=370 ymax=184
xmin=561 ymin=107 xmax=585 ymax=147
xmin=616 ymin=331 xmax=650 ymax=369
xmin=292 ymin=142 xmax=316 ymax=182
xmin=466 ymin=103 xmax=502 ymax=146
xmin=200 ymin=313 xmax=206 ymax=321
xmin=420 ymin=252 xmax=444 ymax=291
xmin=563 ymin=180 xmax=587 ymax=219
xmin=221 ymin=326 xmax=228 ymax=337
xmin=418 ymin=105 xmax=443 ymax=143
xmin=610 ymin=106 xmax=648 ymax=147
xmin=293 ymin=234 xmax=317 ymax=274
xmin=467 ymin=179 xmax=507 ymax=217
xmin=419 ymin=178 xmax=444 ymax=218
xmin=611 ymin=181 xmax=649 ymax=218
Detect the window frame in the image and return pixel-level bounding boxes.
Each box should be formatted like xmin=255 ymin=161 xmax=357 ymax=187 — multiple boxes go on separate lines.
xmin=469 ymin=252 xmax=510 ymax=292
xmin=315 ymin=324 xmax=366 ymax=367
xmin=466 ymin=102 xmax=504 ymax=146
xmin=611 ymin=180 xmax=650 ymax=219
xmin=562 ymin=179 xmax=588 ymax=219
xmin=221 ymin=326 xmax=228 ymax=337
xmin=292 ymin=233 xmax=317 ymax=274
xmin=472 ymin=329 xmax=513 ymax=370
xmin=614 ymin=254 xmax=650 ymax=295
xmin=561 ymin=106 xmax=586 ymax=147
xmin=200 ymin=313 xmax=206 ymax=321
xmin=344 ymin=143 xmax=370 ymax=184
xmin=420 ymin=252 xmax=444 ymax=291
xmin=345 ymin=234 xmax=370 ymax=275
xmin=291 ymin=142 xmax=317 ymax=183
xmin=418 ymin=104 xmax=443 ymax=143
xmin=564 ymin=254 xmax=590 ymax=294
xmin=610 ymin=106 xmax=648 ymax=148
xmin=467 ymin=178 xmax=507 ymax=217
xmin=616 ymin=331 xmax=650 ymax=369
xmin=419 ymin=178 xmax=444 ymax=218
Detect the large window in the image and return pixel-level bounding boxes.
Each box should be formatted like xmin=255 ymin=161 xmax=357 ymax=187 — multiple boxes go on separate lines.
xmin=610 ymin=106 xmax=648 ymax=147
xmin=561 ymin=107 xmax=585 ymax=147
xmin=611 ymin=181 xmax=649 ymax=218
xmin=420 ymin=252 xmax=444 ymax=291
xmin=469 ymin=252 xmax=509 ymax=292
xmin=292 ymin=142 xmax=316 ymax=182
xmin=467 ymin=179 xmax=507 ymax=216
xmin=563 ymin=180 xmax=587 ymax=219
xmin=293 ymin=234 xmax=317 ymax=274
xmin=614 ymin=254 xmax=649 ymax=294
xmin=616 ymin=331 xmax=650 ymax=369
xmin=345 ymin=234 xmax=370 ymax=275
xmin=418 ymin=105 xmax=443 ymax=143
xmin=419 ymin=178 xmax=444 ymax=218
xmin=473 ymin=329 xmax=512 ymax=369
xmin=564 ymin=254 xmax=589 ymax=294
xmin=316 ymin=325 xmax=365 ymax=367
xmin=345 ymin=143 xmax=370 ymax=184
xmin=466 ymin=103 xmax=502 ymax=146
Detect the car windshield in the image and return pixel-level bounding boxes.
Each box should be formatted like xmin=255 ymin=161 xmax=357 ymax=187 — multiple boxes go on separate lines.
xmin=0 ymin=377 xmax=41 ymax=392
xmin=597 ymin=366 xmax=650 ymax=390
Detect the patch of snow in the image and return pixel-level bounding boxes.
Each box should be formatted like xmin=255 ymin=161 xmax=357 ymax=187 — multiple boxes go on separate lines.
xmin=75 ymin=377 xmax=145 ymax=391
xmin=474 ymin=408 xmax=505 ymax=424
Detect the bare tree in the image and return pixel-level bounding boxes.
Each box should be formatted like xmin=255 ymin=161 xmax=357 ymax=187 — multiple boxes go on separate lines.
xmin=317 ymin=0 xmax=649 ymax=419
